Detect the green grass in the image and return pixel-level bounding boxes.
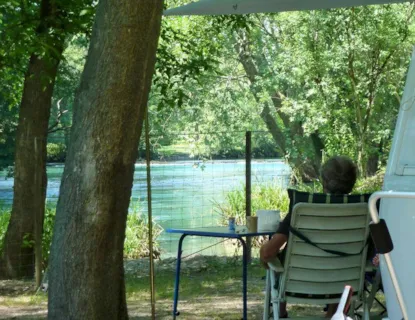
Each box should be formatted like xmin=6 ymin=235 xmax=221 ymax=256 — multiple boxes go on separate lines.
xmin=156 ymin=143 xmax=191 ymax=158
xmin=0 ymin=256 xmax=388 ymax=319
xmin=125 ymin=258 xmax=265 ymax=301
xmin=0 ymin=257 xmax=268 ymax=319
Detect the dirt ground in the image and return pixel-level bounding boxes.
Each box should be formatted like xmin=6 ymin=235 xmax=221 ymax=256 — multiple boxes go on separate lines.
xmin=0 ymin=280 xmax=45 ymax=320
xmin=0 ymin=279 xmax=319 ymax=320
xmin=0 ymin=257 xmax=386 ymax=319
xmin=0 ymin=283 xmax=264 ymax=320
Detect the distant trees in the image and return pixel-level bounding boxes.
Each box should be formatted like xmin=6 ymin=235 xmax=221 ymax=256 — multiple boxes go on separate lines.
xmin=226 ymin=5 xmax=415 ymax=178
xmin=272 ymin=6 xmax=415 ymax=176
xmin=146 ymin=4 xmax=415 ymax=179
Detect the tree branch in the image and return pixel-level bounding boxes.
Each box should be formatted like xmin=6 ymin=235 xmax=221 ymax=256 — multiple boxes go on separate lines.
xmin=48 ymin=98 xmax=68 ymax=133
xmin=345 ymin=10 xmax=363 ymax=137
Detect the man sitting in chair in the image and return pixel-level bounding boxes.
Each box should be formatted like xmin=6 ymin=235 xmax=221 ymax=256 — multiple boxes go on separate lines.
xmin=260 ymin=155 xmax=358 ymax=318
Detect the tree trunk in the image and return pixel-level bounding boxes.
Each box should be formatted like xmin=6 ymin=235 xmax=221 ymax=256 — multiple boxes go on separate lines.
xmin=1 ymin=49 xmax=63 ymax=278
xmin=235 ymin=31 xmax=323 ymax=181
xmin=366 ymin=153 xmax=379 ymax=176
xmin=235 ymin=39 xmax=287 ymax=154
xmin=47 ymin=1 xmax=163 ymax=319
xmin=366 ymin=140 xmax=383 ymax=176
xmin=310 ymin=131 xmax=325 ymax=171
xmin=0 ymin=0 xmax=66 ymax=279
xmin=356 ymin=135 xmax=366 ymax=177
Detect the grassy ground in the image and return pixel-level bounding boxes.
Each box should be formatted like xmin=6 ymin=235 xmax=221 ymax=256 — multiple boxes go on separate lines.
xmin=0 ymin=256 xmax=386 ymax=319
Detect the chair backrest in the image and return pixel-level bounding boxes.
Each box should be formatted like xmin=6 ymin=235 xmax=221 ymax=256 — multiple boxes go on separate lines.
xmin=280 ymin=202 xmax=370 ymax=304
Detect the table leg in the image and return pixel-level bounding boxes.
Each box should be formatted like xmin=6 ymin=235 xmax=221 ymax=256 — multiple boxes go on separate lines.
xmin=238 ymin=238 xmax=248 ymax=320
xmin=173 ymin=234 xmax=186 ymax=319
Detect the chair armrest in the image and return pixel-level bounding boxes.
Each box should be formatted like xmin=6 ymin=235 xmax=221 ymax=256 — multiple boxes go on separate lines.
xmin=267 ymin=257 xmax=284 ymax=273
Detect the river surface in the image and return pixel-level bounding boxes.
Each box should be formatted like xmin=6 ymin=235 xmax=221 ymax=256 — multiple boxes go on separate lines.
xmin=0 ymin=160 xmax=290 ymax=257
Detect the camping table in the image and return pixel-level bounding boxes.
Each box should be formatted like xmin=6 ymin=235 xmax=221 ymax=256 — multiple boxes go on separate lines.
xmin=166 ymin=226 xmax=275 ymax=320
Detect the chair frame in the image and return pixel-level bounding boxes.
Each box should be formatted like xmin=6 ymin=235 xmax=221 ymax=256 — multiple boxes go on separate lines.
xmin=264 ymin=202 xmax=371 ymax=320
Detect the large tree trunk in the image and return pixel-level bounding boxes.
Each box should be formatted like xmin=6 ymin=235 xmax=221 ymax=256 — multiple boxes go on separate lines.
xmin=1 ymin=46 xmax=64 ymax=278
xmin=47 ymin=1 xmax=163 ymax=319
xmin=310 ymin=132 xmax=324 ymax=168
xmin=366 ymin=140 xmax=383 ymax=176
xmin=235 ymin=39 xmax=286 ymax=154
xmin=235 ymin=32 xmax=324 ymax=181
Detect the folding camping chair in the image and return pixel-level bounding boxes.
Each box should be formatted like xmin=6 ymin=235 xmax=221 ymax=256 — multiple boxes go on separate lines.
xmin=263 ymin=202 xmax=371 ymax=320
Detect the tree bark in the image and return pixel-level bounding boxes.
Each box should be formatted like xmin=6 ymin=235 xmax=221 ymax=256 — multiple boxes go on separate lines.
xmin=366 ymin=140 xmax=383 ymax=176
xmin=235 ymin=39 xmax=286 ymax=154
xmin=259 ymin=104 xmax=286 ymax=154
xmin=1 ymin=15 xmax=64 ymax=278
xmin=235 ymin=31 xmax=323 ymax=181
xmin=47 ymin=1 xmax=163 ymax=319
xmin=310 ymin=131 xmax=325 ymax=171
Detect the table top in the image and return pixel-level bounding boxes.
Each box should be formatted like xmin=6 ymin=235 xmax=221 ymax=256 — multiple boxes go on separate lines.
xmin=166 ymin=226 xmax=275 ymax=238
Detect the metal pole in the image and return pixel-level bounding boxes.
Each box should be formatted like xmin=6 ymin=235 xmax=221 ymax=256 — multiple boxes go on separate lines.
xmin=245 ymin=131 xmax=252 ymax=261
xmin=240 ymin=238 xmax=248 ymax=320
xmin=145 ymin=109 xmax=156 ymax=320
xmin=245 ymin=131 xmax=252 ymax=217
xmin=368 ymin=191 xmax=414 ymax=320
xmin=34 ymin=137 xmax=42 ymax=288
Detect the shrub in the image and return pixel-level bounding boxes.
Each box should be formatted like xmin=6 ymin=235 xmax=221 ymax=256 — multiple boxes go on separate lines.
xmin=354 ymin=170 xmax=384 ymax=194
xmin=214 ymin=181 xmax=290 ymax=226
xmin=6 ymin=166 xmax=14 ymax=179
xmin=0 ymin=202 xmax=162 ymax=270
xmin=294 ymin=180 xmax=323 ymax=193
xmin=0 ymin=209 xmax=11 ymax=254
xmin=0 ymin=207 xmax=53 ymax=265
xmin=46 ymin=143 xmax=67 ymax=162
xmin=294 ymin=170 xmax=385 ymax=195
xmin=213 ymin=182 xmax=289 ymax=250
xmin=124 ymin=200 xmax=163 ymax=259
xmin=42 ymin=206 xmax=56 ymax=268
xmin=124 ymin=211 xmax=163 ymax=259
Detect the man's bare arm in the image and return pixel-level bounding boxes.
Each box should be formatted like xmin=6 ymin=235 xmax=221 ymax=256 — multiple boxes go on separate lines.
xmin=260 ymin=233 xmax=288 ymax=263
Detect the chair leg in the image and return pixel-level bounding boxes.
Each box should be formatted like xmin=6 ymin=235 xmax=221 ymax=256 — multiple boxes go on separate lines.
xmin=272 ymin=301 xmax=280 ymax=320
xmin=362 ymin=299 xmax=370 ymax=320
xmin=269 ymin=271 xmax=280 ymax=320
xmin=367 ymin=269 xmax=381 ymax=311
xmin=263 ymin=270 xmax=271 ymax=320
xmin=349 ymin=299 xmax=356 ymax=318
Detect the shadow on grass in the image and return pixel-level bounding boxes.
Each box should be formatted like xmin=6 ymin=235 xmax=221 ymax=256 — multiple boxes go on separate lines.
xmin=125 ymin=258 xmax=266 ymax=300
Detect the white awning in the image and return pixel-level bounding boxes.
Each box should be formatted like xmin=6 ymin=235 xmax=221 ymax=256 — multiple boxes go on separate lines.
xmin=164 ymin=0 xmax=407 ymax=16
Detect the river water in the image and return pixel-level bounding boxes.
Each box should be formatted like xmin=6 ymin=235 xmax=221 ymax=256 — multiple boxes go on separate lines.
xmin=0 ymin=160 xmax=290 ymax=257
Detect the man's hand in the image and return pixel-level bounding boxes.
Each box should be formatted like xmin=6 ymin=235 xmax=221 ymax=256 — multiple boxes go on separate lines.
xmin=259 ymin=233 xmax=288 ymax=269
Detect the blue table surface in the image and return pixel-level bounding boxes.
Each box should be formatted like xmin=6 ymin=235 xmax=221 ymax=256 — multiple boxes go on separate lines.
xmin=166 ymin=226 xmax=275 ymax=238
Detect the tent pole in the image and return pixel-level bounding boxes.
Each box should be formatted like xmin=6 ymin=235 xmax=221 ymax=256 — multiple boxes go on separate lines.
xmin=34 ymin=137 xmax=43 ymax=288
xmin=245 ymin=131 xmax=252 ymax=261
xmin=145 ymin=107 xmax=156 ymax=320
